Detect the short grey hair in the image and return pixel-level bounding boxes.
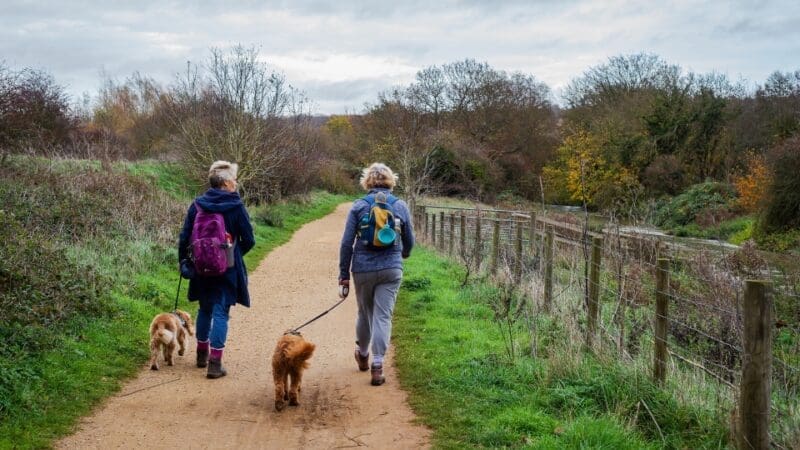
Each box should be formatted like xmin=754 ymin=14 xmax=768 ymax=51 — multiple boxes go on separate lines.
xmin=208 ymin=160 xmax=238 ymax=188
xmin=359 ymin=162 xmax=398 ymax=191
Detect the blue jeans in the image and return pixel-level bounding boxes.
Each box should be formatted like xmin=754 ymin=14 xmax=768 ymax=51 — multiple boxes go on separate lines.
xmin=196 ymin=302 xmax=231 ymax=349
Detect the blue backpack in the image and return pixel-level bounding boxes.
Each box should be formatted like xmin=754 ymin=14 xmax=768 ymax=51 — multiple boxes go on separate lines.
xmin=358 ymin=192 xmax=399 ymax=250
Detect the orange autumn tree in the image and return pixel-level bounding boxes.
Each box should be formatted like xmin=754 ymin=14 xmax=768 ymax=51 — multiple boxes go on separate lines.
xmin=733 ymin=153 xmax=770 ymax=213
xmin=543 ymin=130 xmax=638 ymax=209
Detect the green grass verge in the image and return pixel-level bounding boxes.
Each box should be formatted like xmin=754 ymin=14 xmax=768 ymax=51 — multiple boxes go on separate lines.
xmin=0 ymin=190 xmax=352 ymax=449
xmin=393 ymin=247 xmax=729 ymax=449
xmin=124 ymin=160 xmax=203 ymax=200
xmin=668 ymin=215 xmax=754 ymax=244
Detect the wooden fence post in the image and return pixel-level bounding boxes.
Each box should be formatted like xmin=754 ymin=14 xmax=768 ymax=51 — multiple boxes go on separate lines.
xmin=529 ymin=212 xmax=537 ymax=257
xmin=491 ymin=219 xmax=500 ymax=275
xmin=460 ymin=214 xmax=466 ymax=259
xmin=431 ymin=213 xmax=436 ymax=247
xmin=739 ymin=280 xmax=772 ymax=450
xmin=586 ymin=236 xmax=603 ymax=348
xmin=515 ymin=219 xmax=523 ymax=283
xmin=449 ymin=213 xmax=455 ymax=256
xmin=543 ymin=226 xmax=554 ymax=312
xmin=439 ymin=211 xmax=445 ymax=251
xmin=422 ymin=208 xmax=427 ymax=239
xmin=653 ymin=257 xmax=670 ymax=385
xmin=475 ymin=213 xmax=483 ymax=270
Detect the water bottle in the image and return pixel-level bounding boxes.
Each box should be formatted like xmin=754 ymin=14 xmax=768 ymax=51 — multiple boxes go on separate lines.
xmin=225 ymin=232 xmax=235 ymax=268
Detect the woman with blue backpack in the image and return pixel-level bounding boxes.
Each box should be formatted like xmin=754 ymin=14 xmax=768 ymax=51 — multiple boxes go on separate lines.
xmin=338 ymin=163 xmax=415 ymax=386
xmin=179 ymin=161 xmax=255 ymax=379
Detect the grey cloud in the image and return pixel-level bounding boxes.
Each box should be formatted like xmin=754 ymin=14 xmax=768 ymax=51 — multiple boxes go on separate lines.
xmin=715 ymin=17 xmax=800 ymax=39
xmin=299 ymin=78 xmax=406 ymax=113
xmin=2 ymin=0 xmax=798 ymax=114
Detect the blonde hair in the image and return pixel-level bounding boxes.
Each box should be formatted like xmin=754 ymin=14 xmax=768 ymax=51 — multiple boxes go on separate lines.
xmin=208 ymin=160 xmax=238 ymax=188
xmin=359 ymin=162 xmax=398 ymax=191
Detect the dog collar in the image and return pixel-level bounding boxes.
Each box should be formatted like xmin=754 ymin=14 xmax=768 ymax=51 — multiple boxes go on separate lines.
xmin=171 ymin=311 xmax=187 ymax=329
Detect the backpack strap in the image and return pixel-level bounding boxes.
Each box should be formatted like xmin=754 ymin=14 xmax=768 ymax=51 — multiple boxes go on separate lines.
xmin=363 ymin=192 xmax=397 ymax=206
xmin=362 ymin=194 xmax=375 ymax=207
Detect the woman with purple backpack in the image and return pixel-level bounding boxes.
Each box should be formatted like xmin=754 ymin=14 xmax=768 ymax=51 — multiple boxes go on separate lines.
xmin=178 ymin=161 xmax=255 ymax=379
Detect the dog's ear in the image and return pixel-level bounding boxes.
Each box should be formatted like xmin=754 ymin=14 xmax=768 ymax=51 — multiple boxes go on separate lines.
xmin=299 ymin=341 xmax=316 ymax=360
xmin=179 ymin=311 xmax=195 ymax=336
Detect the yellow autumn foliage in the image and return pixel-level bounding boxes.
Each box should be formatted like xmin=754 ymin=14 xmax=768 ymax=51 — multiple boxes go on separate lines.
xmin=543 ymin=130 xmax=639 ymax=208
xmin=733 ymin=153 xmax=770 ymax=213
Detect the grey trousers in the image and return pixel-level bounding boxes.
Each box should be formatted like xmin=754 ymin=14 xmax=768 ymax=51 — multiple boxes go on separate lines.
xmin=353 ymin=268 xmax=403 ymax=358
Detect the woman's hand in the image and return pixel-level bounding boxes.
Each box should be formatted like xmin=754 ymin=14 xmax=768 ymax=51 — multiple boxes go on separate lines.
xmin=338 ymin=279 xmax=350 ymax=299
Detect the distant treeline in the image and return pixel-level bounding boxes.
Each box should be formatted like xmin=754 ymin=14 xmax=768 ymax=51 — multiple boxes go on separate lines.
xmin=1 ymin=47 xmax=798 ymax=240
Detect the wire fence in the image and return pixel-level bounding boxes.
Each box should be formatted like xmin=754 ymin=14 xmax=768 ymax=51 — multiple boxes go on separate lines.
xmin=415 ymin=203 xmax=800 ymax=449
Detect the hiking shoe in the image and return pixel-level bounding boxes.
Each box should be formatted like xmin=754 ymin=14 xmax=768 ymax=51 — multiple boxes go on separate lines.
xmin=196 ymin=348 xmax=209 ymax=368
xmin=370 ymin=363 xmax=385 ymax=386
xmin=207 ymin=359 xmax=227 ymax=379
xmin=354 ymin=349 xmax=369 ymax=372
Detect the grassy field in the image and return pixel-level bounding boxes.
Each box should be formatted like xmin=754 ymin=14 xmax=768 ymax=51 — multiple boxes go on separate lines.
xmin=393 ymin=246 xmax=729 ymax=449
xmin=0 ymin=156 xmax=351 ymax=449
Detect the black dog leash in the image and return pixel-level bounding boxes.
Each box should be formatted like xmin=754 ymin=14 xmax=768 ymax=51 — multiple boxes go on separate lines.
xmin=173 ymin=276 xmax=182 ymax=312
xmin=289 ymin=297 xmax=348 ymax=334
xmin=171 ymin=276 xmax=188 ymax=329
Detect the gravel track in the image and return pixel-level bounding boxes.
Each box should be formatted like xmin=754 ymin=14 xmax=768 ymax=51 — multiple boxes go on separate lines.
xmin=57 ymin=203 xmax=430 ymax=449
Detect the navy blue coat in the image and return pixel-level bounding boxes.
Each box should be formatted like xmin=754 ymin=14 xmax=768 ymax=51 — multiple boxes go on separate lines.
xmin=178 ymin=188 xmax=256 ymax=308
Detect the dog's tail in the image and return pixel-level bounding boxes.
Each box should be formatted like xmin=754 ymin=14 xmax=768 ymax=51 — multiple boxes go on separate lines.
xmin=155 ymin=323 xmax=174 ymax=345
xmin=286 ymin=341 xmax=316 ymax=369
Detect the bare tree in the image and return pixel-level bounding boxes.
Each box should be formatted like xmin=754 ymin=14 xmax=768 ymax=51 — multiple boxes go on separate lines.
xmin=408 ymin=65 xmax=447 ymax=129
xmin=93 ymin=72 xmax=173 ymax=158
xmin=363 ymin=88 xmax=440 ymax=210
xmin=563 ymin=53 xmax=682 ymax=109
xmin=358 ymin=59 xmax=558 ymax=203
xmin=0 ymin=63 xmax=76 ymax=160
xmin=167 ymin=45 xmax=300 ymax=200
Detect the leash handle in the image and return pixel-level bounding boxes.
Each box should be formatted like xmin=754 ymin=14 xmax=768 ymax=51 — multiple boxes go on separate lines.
xmin=173 ymin=275 xmax=182 ymax=312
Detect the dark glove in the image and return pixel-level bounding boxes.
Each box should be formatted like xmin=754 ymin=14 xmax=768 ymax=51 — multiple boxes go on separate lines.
xmin=339 ymin=279 xmax=350 ymax=299
xmin=180 ymin=259 xmax=196 ymax=280
xmin=402 ymin=251 xmax=410 ymax=259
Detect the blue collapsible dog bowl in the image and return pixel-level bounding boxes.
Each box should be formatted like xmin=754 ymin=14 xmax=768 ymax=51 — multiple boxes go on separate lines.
xmin=377 ymin=225 xmax=396 ymax=245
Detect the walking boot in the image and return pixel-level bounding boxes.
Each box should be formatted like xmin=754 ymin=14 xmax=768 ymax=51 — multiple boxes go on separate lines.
xmin=354 ymin=349 xmax=369 ymax=372
xmin=207 ymin=347 xmax=227 ymax=379
xmin=196 ymin=349 xmax=209 ymax=368
xmin=207 ymin=358 xmax=227 ymax=379
xmin=196 ymin=340 xmax=210 ymax=368
xmin=370 ymin=363 xmax=385 ymax=386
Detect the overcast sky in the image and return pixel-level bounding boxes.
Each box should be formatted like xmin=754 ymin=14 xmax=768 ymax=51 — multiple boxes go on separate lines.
xmin=2 ymin=0 xmax=799 ymax=114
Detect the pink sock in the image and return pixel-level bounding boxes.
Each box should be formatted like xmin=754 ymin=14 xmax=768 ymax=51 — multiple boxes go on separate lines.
xmin=210 ymin=347 xmax=223 ymax=360
xmin=197 ymin=340 xmax=210 ymax=351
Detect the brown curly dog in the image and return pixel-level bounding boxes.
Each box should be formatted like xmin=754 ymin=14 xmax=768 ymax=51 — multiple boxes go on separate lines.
xmin=272 ymin=332 xmax=315 ymax=411
xmin=149 ymin=309 xmax=194 ymax=370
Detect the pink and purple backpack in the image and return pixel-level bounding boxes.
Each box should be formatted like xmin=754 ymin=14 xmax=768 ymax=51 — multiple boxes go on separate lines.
xmin=190 ymin=202 xmax=231 ymax=277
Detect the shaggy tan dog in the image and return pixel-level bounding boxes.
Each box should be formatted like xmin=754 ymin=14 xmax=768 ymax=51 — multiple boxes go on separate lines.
xmin=149 ymin=309 xmax=194 ymax=370
xmin=272 ymin=332 xmax=316 ymax=411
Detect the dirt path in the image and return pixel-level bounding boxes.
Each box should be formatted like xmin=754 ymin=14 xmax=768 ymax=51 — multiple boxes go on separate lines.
xmin=58 ymin=203 xmax=430 ymax=449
